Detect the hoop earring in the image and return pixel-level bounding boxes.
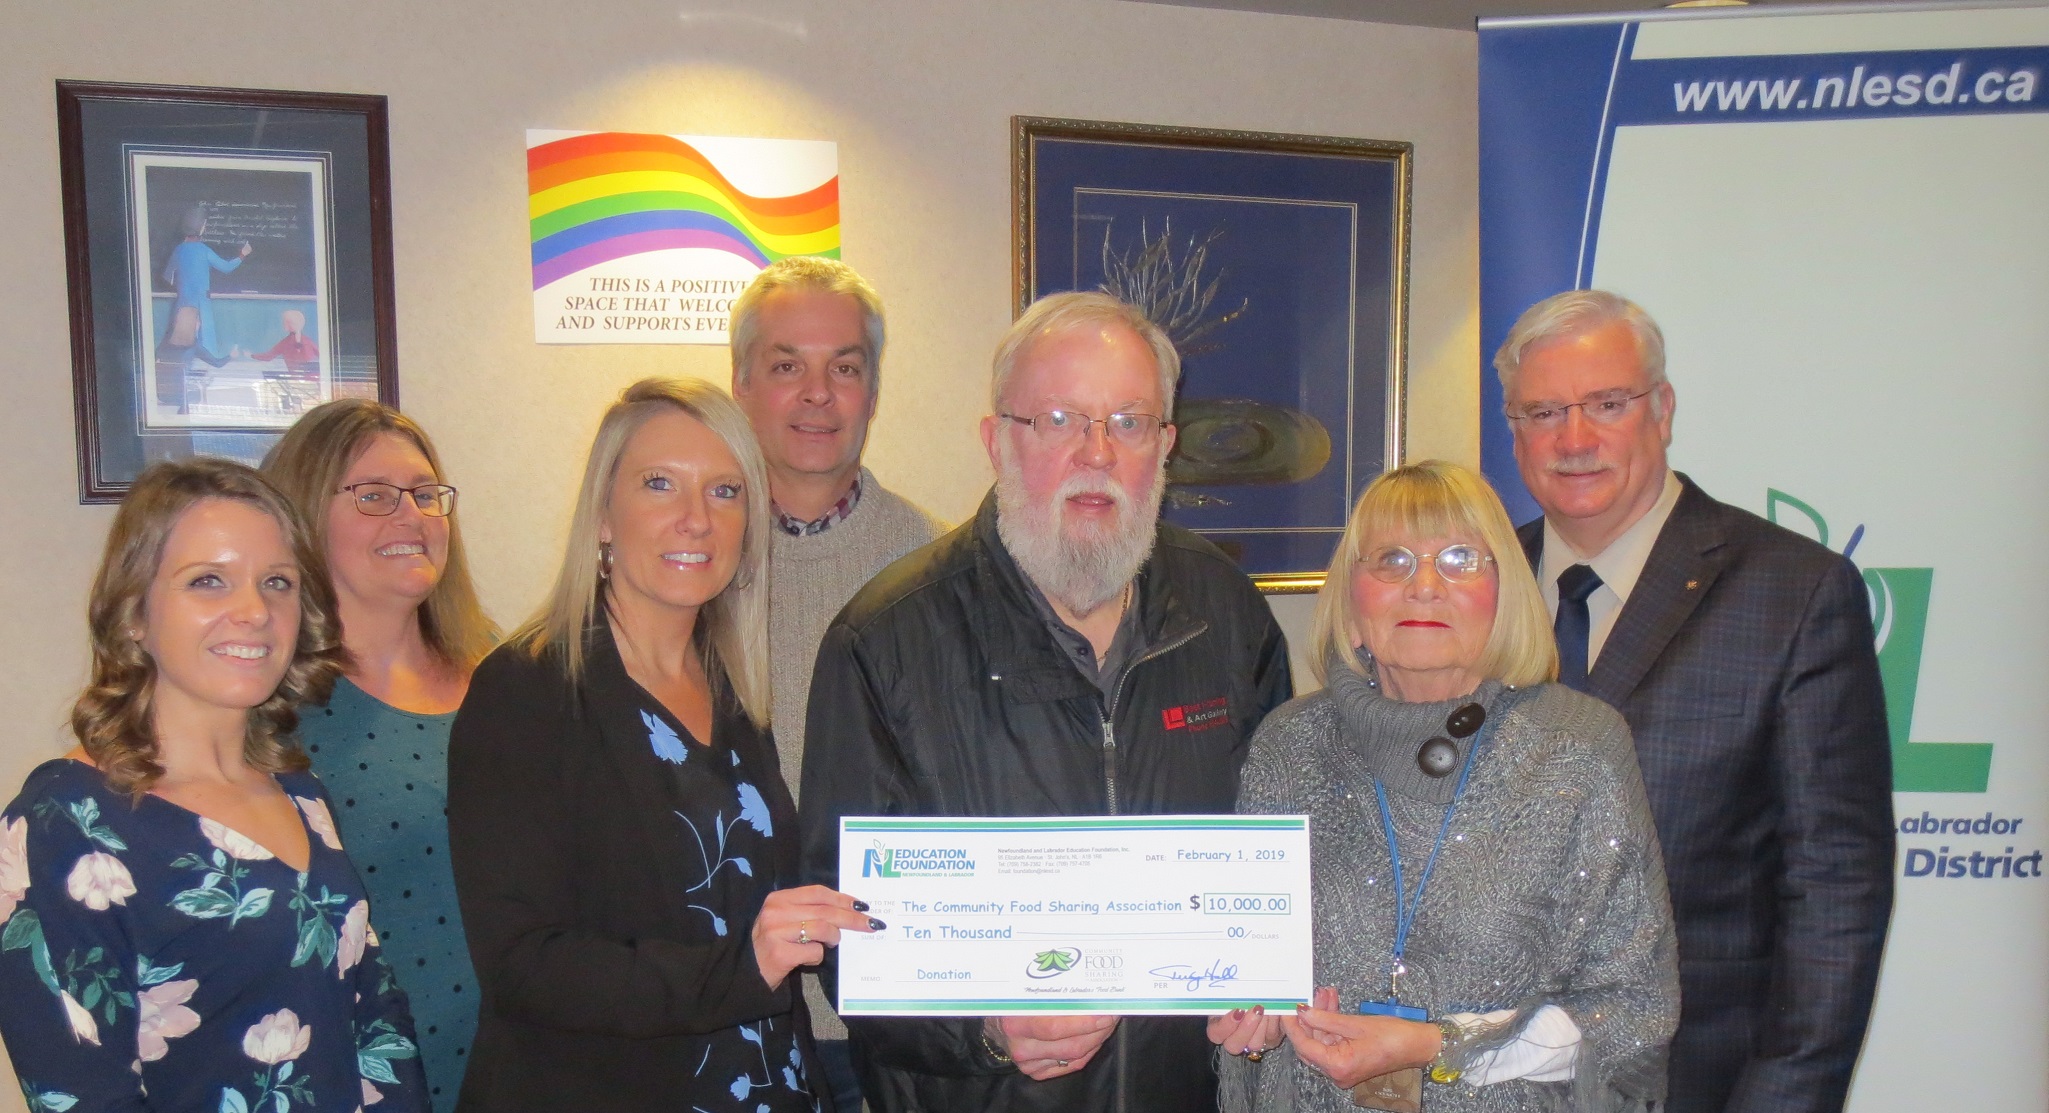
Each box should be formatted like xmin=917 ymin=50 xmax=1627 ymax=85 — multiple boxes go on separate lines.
xmin=598 ymin=541 xmax=615 ymax=580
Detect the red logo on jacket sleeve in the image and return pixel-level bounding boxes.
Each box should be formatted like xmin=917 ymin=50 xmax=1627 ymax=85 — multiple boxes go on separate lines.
xmin=1161 ymin=697 xmax=1230 ymax=732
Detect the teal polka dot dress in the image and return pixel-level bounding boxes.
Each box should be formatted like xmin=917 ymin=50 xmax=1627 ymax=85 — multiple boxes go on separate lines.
xmin=300 ymin=676 xmax=476 ymax=1111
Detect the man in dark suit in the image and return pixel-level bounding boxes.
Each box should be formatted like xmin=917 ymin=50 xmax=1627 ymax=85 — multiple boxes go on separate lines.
xmin=1495 ymin=289 xmax=1894 ymax=1113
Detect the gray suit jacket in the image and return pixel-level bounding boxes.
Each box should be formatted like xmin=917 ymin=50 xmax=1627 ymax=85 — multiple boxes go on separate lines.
xmin=1520 ymin=473 xmax=1893 ymax=1113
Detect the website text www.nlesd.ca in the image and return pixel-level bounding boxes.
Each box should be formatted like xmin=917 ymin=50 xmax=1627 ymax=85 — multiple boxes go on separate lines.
xmin=1672 ymin=61 xmax=2039 ymax=115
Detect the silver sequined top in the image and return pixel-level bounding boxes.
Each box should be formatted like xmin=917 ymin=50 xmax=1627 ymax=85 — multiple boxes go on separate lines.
xmin=1219 ymin=663 xmax=1679 ymax=1113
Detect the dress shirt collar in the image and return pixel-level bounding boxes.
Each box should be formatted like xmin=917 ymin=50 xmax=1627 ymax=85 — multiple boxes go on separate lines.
xmin=1540 ymin=469 xmax=1682 ymax=607
xmin=772 ymin=470 xmax=864 ymax=537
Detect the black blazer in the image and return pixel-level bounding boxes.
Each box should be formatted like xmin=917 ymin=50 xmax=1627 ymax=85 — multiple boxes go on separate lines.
xmin=446 ymin=622 xmax=819 ymax=1112
xmin=1521 ymin=474 xmax=1893 ymax=1113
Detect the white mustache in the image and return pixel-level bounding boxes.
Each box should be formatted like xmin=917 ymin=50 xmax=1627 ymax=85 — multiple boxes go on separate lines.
xmin=1055 ymin=472 xmax=1134 ymax=516
xmin=1547 ymin=452 xmax=1612 ymax=476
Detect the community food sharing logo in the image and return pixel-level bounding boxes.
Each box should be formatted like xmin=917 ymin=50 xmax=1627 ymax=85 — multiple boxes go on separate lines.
xmin=1027 ymin=948 xmax=1081 ymax=979
xmin=1767 ymin=490 xmax=1991 ymax=793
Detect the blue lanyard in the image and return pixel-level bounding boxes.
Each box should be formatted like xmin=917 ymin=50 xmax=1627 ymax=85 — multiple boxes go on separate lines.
xmin=1370 ymin=733 xmax=1483 ymax=1002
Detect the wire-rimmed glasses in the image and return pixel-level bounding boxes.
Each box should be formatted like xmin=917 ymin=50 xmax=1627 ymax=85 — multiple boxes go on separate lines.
xmin=339 ymin=482 xmax=457 ymax=517
xmin=999 ymin=410 xmax=1167 ymax=448
xmin=1360 ymin=544 xmax=1495 ymax=584
xmin=1503 ymin=388 xmax=1654 ymax=430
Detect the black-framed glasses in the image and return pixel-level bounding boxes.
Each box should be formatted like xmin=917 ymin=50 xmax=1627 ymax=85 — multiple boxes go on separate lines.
xmin=1001 ymin=410 xmax=1167 ymax=447
xmin=1361 ymin=544 xmax=1495 ymax=584
xmin=1503 ymin=388 xmax=1654 ymax=430
xmin=339 ymin=482 xmax=457 ymax=517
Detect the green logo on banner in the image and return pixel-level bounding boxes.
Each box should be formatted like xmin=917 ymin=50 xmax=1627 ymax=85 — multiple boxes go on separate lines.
xmin=1767 ymin=490 xmax=1991 ymax=793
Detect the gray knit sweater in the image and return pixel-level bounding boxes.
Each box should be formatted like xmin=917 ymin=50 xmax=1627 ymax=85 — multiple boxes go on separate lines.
xmin=769 ymin=468 xmax=945 ymax=1043
xmin=769 ymin=469 xmax=947 ymax=796
xmin=1220 ymin=663 xmax=1678 ymax=1113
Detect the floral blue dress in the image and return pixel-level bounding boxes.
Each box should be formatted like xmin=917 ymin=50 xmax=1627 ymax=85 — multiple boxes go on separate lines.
xmin=0 ymin=759 xmax=426 ymax=1113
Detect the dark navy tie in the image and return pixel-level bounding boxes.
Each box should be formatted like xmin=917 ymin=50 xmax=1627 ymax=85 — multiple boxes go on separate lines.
xmin=1555 ymin=563 xmax=1604 ymax=692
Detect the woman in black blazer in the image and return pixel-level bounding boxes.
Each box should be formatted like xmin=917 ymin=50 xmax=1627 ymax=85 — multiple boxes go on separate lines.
xmin=447 ymin=379 xmax=877 ymax=1113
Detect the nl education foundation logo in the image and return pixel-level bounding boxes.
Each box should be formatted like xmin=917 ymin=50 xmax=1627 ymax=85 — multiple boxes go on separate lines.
xmin=1768 ymin=490 xmax=1990 ymax=793
xmin=859 ymin=842 xmax=977 ymax=879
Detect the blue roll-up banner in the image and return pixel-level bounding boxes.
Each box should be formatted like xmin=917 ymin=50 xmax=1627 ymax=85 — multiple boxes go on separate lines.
xmin=1480 ymin=5 xmax=2049 ymax=1110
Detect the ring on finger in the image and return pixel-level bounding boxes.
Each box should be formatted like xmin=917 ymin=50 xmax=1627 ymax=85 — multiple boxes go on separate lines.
xmin=797 ymin=920 xmax=810 ymax=945
xmin=1056 ymin=1059 xmax=1070 ymax=1068
xmin=1245 ymin=1049 xmax=1265 ymax=1063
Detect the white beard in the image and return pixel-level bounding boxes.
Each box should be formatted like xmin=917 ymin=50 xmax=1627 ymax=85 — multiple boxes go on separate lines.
xmin=994 ymin=437 xmax=1168 ymax=617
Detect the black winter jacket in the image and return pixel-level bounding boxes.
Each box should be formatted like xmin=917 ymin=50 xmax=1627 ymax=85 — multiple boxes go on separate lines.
xmin=798 ymin=494 xmax=1293 ymax=1113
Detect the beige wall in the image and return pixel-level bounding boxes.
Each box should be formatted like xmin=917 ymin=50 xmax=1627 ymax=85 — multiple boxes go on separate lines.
xmin=0 ymin=1 xmax=1475 ymax=1103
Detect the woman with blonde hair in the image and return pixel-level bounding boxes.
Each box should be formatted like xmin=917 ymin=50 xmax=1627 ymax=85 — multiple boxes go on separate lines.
xmin=1210 ymin=460 xmax=1677 ymax=1112
xmin=0 ymin=458 xmax=425 ymax=1112
xmin=447 ymin=378 xmax=876 ymax=1113
xmin=263 ymin=398 xmax=497 ymax=1109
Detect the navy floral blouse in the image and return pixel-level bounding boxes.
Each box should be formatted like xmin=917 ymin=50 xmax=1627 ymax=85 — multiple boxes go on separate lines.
xmin=447 ymin=623 xmax=816 ymax=1112
xmin=641 ymin=702 xmax=810 ymax=1108
xmin=0 ymin=759 xmax=426 ymax=1113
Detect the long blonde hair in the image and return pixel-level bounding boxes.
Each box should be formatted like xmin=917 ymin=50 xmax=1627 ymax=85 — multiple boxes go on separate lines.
xmin=73 ymin=459 xmax=350 ymax=799
xmin=512 ymin=378 xmax=774 ymax=728
xmin=1308 ymin=460 xmax=1557 ymax=690
xmin=261 ymin=398 xmax=498 ymax=669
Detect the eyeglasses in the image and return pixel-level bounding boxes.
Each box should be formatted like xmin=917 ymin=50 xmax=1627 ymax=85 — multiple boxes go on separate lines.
xmin=339 ymin=482 xmax=458 ymax=517
xmin=1000 ymin=410 xmax=1166 ymax=448
xmin=1360 ymin=544 xmax=1495 ymax=584
xmin=1503 ymin=388 xmax=1654 ymax=431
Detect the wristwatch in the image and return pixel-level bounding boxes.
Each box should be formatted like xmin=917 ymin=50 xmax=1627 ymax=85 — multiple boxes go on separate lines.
xmin=1427 ymin=1016 xmax=1469 ymax=1084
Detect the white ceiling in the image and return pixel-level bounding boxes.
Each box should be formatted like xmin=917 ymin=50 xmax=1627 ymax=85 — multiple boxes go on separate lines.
xmin=1137 ymin=0 xmax=1874 ymax=31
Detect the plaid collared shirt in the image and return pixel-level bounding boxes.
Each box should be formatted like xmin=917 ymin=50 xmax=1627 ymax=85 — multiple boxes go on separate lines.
xmin=772 ymin=472 xmax=864 ymax=537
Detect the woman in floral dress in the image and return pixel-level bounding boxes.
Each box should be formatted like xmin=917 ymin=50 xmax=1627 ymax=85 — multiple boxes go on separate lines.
xmin=0 ymin=459 xmax=426 ymax=1113
xmin=446 ymin=380 xmax=878 ymax=1112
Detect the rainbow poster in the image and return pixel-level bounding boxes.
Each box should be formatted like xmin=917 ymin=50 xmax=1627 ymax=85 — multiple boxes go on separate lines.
xmin=527 ymin=130 xmax=839 ymax=344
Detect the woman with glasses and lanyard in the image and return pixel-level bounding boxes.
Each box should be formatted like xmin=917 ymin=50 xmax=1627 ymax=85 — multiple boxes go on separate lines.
xmin=265 ymin=400 xmax=499 ymax=1111
xmin=1211 ymin=461 xmax=1678 ymax=1113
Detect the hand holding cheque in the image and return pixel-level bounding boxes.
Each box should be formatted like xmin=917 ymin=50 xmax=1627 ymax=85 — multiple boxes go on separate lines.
xmin=753 ymin=885 xmax=886 ymax=990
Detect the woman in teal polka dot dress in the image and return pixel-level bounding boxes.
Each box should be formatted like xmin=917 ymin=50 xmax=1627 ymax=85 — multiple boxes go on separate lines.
xmin=265 ymin=401 xmax=500 ymax=1111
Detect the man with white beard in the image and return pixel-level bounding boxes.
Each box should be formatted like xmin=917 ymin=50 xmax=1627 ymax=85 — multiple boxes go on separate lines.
xmin=798 ymin=291 xmax=1293 ymax=1113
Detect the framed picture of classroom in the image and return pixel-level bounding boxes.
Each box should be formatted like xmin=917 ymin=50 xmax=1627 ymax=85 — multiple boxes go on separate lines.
xmin=57 ymin=80 xmax=398 ymax=503
xmin=1013 ymin=116 xmax=1411 ymax=593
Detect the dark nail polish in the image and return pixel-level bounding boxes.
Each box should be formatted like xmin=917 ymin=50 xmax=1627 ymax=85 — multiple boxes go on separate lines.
xmin=1253 ymin=1005 xmax=1264 ymax=1015
xmin=868 ymin=917 xmax=887 ymax=931
xmin=852 ymin=900 xmax=871 ymax=913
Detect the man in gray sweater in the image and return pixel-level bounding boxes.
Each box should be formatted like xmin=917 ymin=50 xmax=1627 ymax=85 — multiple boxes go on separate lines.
xmin=730 ymin=257 xmax=946 ymax=1111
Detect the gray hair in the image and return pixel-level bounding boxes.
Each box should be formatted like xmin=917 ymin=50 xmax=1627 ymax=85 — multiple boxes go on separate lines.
xmin=728 ymin=257 xmax=886 ymax=390
xmin=991 ymin=291 xmax=1181 ymax=418
xmin=1493 ymin=289 xmax=1667 ymax=402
